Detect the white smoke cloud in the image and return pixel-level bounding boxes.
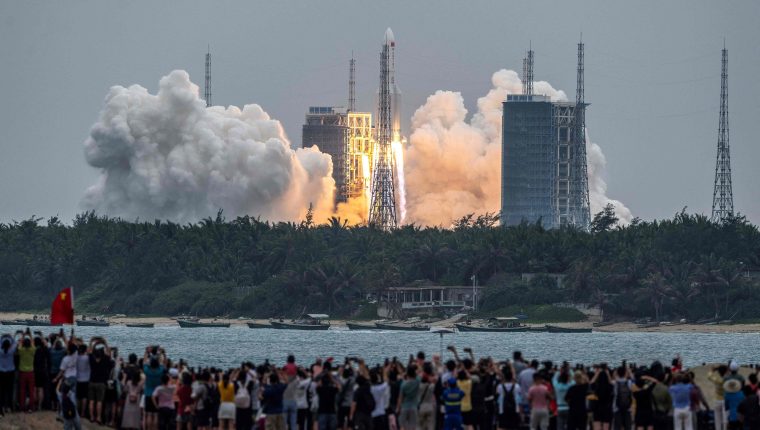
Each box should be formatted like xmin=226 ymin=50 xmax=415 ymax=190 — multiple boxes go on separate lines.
xmin=82 ymin=70 xmax=335 ymax=222
xmin=404 ymin=69 xmax=631 ymax=226
xmin=586 ymin=131 xmax=633 ymax=224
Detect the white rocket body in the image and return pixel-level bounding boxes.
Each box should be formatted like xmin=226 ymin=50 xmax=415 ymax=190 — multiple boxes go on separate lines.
xmin=384 ymin=28 xmax=402 ymax=142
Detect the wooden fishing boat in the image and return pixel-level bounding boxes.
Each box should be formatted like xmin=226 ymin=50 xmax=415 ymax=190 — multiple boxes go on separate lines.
xmin=246 ymin=322 xmax=273 ymax=329
xmin=270 ymin=314 xmax=330 ymax=330
xmin=125 ymin=323 xmax=154 ymax=328
xmin=592 ymin=321 xmax=614 ymax=327
xmin=636 ymin=322 xmax=660 ymax=329
xmin=76 ymin=318 xmax=110 ymax=327
xmin=455 ymin=323 xmax=530 ymax=332
xmin=545 ymin=325 xmax=592 ymax=333
xmin=346 ymin=322 xmax=384 ymax=331
xmin=455 ymin=317 xmax=530 ymax=332
xmin=177 ymin=319 xmax=230 ymax=328
xmin=374 ymin=322 xmax=430 ymax=331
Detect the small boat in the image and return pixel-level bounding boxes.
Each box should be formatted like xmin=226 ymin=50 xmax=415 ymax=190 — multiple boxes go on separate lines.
xmin=636 ymin=321 xmax=660 ymax=328
xmin=374 ymin=322 xmax=430 ymax=331
xmin=0 ymin=320 xmax=25 ymax=325
xmin=455 ymin=323 xmax=530 ymax=332
xmin=592 ymin=321 xmax=614 ymax=327
xmin=455 ymin=317 xmax=529 ymax=332
xmin=271 ymin=314 xmax=331 ymax=330
xmin=177 ymin=319 xmax=230 ymax=328
xmin=346 ymin=322 xmax=384 ymax=331
xmin=125 ymin=323 xmax=154 ymax=328
xmin=246 ymin=322 xmax=273 ymax=329
xmin=545 ymin=325 xmax=592 ymax=333
xmin=76 ymin=319 xmax=110 ymax=327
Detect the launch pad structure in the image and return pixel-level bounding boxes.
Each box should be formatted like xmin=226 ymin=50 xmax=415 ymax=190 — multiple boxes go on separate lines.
xmin=369 ymin=28 xmax=400 ymax=230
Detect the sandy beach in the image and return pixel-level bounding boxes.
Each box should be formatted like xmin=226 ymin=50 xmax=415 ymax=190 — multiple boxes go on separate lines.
xmin=2 ymin=312 xmax=759 ymax=333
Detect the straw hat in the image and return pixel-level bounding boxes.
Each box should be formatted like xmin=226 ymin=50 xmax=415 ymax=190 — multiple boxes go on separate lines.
xmin=723 ymin=379 xmax=742 ymax=394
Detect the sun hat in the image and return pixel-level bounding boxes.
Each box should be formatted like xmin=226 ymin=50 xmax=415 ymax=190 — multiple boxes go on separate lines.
xmin=723 ymin=379 xmax=742 ymax=394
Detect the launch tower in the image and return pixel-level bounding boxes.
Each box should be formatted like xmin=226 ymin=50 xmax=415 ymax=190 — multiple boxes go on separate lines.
xmin=711 ymin=45 xmax=733 ymax=222
xmin=501 ymin=43 xmax=591 ymax=229
xmin=369 ymin=28 xmax=399 ymax=229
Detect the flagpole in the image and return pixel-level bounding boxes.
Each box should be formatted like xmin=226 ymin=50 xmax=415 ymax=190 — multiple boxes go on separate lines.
xmin=71 ymin=287 xmax=75 ymax=324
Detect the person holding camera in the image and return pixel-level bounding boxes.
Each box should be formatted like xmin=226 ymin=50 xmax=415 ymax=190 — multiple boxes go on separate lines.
xmin=88 ymin=337 xmax=113 ymax=425
xmin=17 ymin=328 xmax=37 ymax=413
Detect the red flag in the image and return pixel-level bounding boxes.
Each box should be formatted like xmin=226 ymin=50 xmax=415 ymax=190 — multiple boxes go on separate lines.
xmin=50 ymin=287 xmax=74 ymax=325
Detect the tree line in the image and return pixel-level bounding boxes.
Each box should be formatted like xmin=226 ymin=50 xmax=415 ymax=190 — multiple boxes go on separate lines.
xmin=0 ymin=205 xmax=758 ymax=321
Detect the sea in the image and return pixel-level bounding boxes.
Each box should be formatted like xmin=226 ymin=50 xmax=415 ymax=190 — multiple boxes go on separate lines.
xmin=8 ymin=324 xmax=758 ymax=368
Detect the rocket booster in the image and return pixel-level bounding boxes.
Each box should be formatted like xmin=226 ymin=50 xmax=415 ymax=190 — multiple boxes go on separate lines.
xmin=383 ymin=28 xmax=402 ymax=142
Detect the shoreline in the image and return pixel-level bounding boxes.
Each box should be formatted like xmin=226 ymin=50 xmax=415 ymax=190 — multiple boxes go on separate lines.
xmin=2 ymin=312 xmax=759 ymax=333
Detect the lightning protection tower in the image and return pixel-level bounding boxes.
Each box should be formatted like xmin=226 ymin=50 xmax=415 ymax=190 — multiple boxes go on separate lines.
xmin=711 ymin=45 xmax=733 ymax=222
xmin=369 ymin=29 xmax=398 ymax=229
xmin=571 ymin=37 xmax=591 ymax=228
xmin=348 ymin=54 xmax=356 ymax=112
xmin=204 ymin=46 xmax=212 ymax=107
xmin=522 ymin=44 xmax=534 ymax=95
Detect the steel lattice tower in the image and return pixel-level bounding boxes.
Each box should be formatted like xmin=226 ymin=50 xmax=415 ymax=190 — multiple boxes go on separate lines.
xmin=204 ymin=46 xmax=212 ymax=107
xmin=571 ymin=38 xmax=591 ymax=228
xmin=711 ymin=46 xmax=733 ymax=222
xmin=369 ymin=36 xmax=398 ymax=229
xmin=348 ymin=54 xmax=356 ymax=112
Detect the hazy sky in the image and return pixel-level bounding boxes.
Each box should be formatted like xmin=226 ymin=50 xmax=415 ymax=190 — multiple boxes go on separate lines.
xmin=1 ymin=1 xmax=758 ymax=224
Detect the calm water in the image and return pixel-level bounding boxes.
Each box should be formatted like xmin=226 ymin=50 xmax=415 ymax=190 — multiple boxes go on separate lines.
xmin=6 ymin=324 xmax=758 ymax=368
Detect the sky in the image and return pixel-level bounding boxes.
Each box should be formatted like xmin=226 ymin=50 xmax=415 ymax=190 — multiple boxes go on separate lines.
xmin=1 ymin=1 xmax=759 ymax=224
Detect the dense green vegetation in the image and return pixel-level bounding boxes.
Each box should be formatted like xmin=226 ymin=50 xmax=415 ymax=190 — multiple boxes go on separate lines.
xmin=1 ymin=205 xmax=758 ymax=321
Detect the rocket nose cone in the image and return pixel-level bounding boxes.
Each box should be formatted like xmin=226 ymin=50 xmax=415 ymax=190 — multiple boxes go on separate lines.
xmin=384 ymin=28 xmax=395 ymax=45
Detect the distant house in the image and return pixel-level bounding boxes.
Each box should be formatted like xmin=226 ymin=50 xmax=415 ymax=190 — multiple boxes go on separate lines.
xmin=377 ymin=285 xmax=484 ymax=318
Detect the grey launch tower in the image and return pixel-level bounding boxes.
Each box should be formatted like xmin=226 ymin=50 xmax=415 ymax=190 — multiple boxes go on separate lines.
xmin=369 ymin=28 xmax=400 ymax=229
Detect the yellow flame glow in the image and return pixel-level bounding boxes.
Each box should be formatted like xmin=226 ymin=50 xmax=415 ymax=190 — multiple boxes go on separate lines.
xmin=391 ymin=140 xmax=406 ymax=222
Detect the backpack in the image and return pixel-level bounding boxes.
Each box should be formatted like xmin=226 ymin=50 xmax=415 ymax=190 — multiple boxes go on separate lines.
xmin=501 ymin=384 xmax=517 ymax=416
xmin=616 ymin=381 xmax=632 ymax=411
xmin=356 ymin=385 xmax=376 ymax=415
xmin=471 ymin=379 xmax=487 ymax=412
xmin=62 ymin=395 xmax=77 ymax=420
xmin=235 ymin=381 xmax=251 ymax=409
xmin=205 ymin=383 xmax=220 ymax=411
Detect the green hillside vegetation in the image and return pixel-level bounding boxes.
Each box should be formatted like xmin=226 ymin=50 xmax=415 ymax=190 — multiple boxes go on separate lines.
xmin=1 ymin=205 xmax=759 ymax=321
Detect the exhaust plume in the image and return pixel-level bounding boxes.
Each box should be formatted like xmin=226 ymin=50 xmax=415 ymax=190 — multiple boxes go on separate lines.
xmin=404 ymin=69 xmax=631 ymax=226
xmin=82 ymin=70 xmax=335 ymax=223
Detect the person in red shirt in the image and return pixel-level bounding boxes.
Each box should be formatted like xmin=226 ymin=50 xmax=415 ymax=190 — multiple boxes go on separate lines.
xmin=176 ymin=372 xmax=194 ymax=429
xmin=528 ymin=373 xmax=553 ymax=430
xmin=284 ymin=355 xmax=298 ymax=377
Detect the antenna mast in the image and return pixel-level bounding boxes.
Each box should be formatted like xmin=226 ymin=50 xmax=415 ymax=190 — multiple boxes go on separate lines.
xmin=526 ymin=43 xmax=534 ymax=95
xmin=205 ymin=46 xmax=212 ymax=107
xmin=711 ymin=44 xmax=734 ymax=222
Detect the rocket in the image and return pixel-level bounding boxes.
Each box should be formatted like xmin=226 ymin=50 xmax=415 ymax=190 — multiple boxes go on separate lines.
xmin=383 ymin=28 xmax=402 ymax=143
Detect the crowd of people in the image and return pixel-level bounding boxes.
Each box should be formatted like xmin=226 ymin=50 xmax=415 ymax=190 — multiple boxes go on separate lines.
xmin=1 ymin=327 xmax=760 ymax=430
